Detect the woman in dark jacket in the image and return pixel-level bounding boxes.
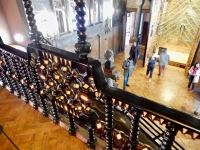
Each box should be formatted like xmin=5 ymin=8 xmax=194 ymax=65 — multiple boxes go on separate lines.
xmin=146 ymin=55 xmax=157 ymax=81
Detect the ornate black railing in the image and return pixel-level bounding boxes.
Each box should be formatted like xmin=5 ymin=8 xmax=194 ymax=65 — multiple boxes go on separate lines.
xmin=1 ymin=40 xmax=200 ymax=150
xmin=0 ymin=0 xmax=200 ymax=149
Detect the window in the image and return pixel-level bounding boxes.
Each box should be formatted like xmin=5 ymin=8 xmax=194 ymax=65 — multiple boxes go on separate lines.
xmin=53 ymin=0 xmax=101 ymax=35
xmin=54 ymin=0 xmax=68 ymax=34
xmin=55 ymin=9 xmax=67 ymax=33
xmin=94 ymin=0 xmax=100 ymax=23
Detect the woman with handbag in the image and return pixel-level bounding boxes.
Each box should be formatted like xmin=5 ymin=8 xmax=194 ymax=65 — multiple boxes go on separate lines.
xmin=186 ymin=62 xmax=200 ymax=93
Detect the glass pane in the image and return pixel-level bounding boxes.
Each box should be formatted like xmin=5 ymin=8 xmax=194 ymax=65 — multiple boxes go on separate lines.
xmin=94 ymin=0 xmax=99 ymax=22
xmin=69 ymin=0 xmax=77 ymax=30
xmin=54 ymin=0 xmax=67 ymax=34
xmin=56 ymin=10 xmax=67 ymax=33
xmin=85 ymin=0 xmax=91 ymax=26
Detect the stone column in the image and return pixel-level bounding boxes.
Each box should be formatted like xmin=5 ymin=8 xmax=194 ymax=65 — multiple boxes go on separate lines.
xmin=133 ymin=0 xmax=145 ymax=42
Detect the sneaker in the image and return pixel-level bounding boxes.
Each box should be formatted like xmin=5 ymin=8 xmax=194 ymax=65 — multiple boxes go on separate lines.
xmin=186 ymin=88 xmax=190 ymax=91
xmin=126 ymin=84 xmax=129 ymax=86
xmin=189 ymin=90 xmax=194 ymax=93
xmin=149 ymin=79 xmax=151 ymax=82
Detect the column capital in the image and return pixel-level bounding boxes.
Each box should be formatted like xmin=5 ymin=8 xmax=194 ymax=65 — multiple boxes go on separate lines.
xmin=137 ymin=0 xmax=145 ymax=6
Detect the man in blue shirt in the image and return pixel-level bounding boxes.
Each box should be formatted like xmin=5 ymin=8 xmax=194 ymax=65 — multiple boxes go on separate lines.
xmin=122 ymin=57 xmax=134 ymax=90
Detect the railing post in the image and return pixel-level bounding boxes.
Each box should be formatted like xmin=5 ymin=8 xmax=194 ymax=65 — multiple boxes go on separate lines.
xmin=22 ymin=0 xmax=43 ymax=46
xmin=21 ymin=61 xmax=32 ymax=103
xmin=0 ymin=53 xmax=7 ymax=87
xmin=104 ymin=96 xmax=114 ymax=150
xmin=39 ymin=90 xmax=48 ymax=117
xmin=80 ymin=109 xmax=99 ymax=148
xmin=0 ymin=72 xmax=7 ymax=88
xmin=12 ymin=57 xmax=24 ymax=98
xmin=74 ymin=0 xmax=91 ymax=62
xmin=160 ymin=122 xmax=179 ymax=150
xmin=2 ymin=54 xmax=15 ymax=93
xmin=67 ymin=112 xmax=77 ymax=135
xmin=128 ymin=107 xmax=143 ymax=150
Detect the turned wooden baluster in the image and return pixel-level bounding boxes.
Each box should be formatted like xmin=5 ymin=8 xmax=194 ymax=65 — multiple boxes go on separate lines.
xmin=104 ymin=96 xmax=114 ymax=150
xmin=22 ymin=0 xmax=43 ymax=46
xmin=2 ymin=54 xmax=15 ymax=93
xmin=21 ymin=61 xmax=31 ymax=104
xmin=80 ymin=109 xmax=99 ymax=148
xmin=50 ymin=90 xmax=60 ymax=124
xmin=87 ymin=126 xmax=96 ymax=148
xmin=12 ymin=57 xmax=24 ymax=98
xmin=74 ymin=0 xmax=91 ymax=62
xmin=0 ymin=54 xmax=8 ymax=88
xmin=66 ymin=112 xmax=77 ymax=135
xmin=0 ymin=72 xmax=7 ymax=88
xmin=39 ymin=89 xmax=48 ymax=117
xmin=160 ymin=122 xmax=179 ymax=150
xmin=128 ymin=107 xmax=143 ymax=150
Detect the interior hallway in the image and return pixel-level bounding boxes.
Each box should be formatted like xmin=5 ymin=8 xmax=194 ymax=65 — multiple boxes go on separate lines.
xmin=114 ymin=34 xmax=200 ymax=116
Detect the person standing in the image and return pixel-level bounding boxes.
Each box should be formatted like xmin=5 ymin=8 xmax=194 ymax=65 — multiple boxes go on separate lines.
xmin=129 ymin=41 xmax=140 ymax=66
xmin=146 ymin=53 xmax=157 ymax=81
xmin=186 ymin=62 xmax=200 ymax=93
xmin=122 ymin=57 xmax=134 ymax=90
xmin=158 ymin=49 xmax=170 ymax=76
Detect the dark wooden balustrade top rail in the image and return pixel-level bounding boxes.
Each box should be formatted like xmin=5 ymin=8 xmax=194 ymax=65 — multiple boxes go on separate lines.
xmin=1 ymin=41 xmax=200 ymax=136
xmin=0 ymin=44 xmax=27 ymax=60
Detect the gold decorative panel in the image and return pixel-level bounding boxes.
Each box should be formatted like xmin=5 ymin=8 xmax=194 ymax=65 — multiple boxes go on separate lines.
xmin=158 ymin=0 xmax=200 ymax=54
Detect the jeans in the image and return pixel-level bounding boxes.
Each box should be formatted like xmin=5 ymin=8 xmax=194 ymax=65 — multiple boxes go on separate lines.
xmin=124 ymin=74 xmax=130 ymax=87
xmin=188 ymin=76 xmax=196 ymax=90
xmin=146 ymin=66 xmax=154 ymax=78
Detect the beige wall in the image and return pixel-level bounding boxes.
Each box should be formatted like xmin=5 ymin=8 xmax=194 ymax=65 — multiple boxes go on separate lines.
xmin=158 ymin=0 xmax=200 ymax=55
xmin=146 ymin=0 xmax=166 ymax=65
xmin=0 ymin=3 xmax=13 ymax=44
xmin=63 ymin=28 xmax=122 ymax=60
xmin=0 ymin=0 xmax=28 ymax=47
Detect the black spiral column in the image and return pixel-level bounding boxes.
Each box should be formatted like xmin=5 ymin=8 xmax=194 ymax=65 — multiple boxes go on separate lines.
xmin=22 ymin=0 xmax=43 ymax=45
xmin=0 ymin=72 xmax=7 ymax=88
xmin=39 ymin=90 xmax=48 ymax=117
xmin=128 ymin=107 xmax=142 ymax=150
xmin=12 ymin=57 xmax=24 ymax=98
xmin=87 ymin=127 xmax=96 ymax=148
xmin=51 ymin=99 xmax=59 ymax=124
xmin=104 ymin=96 xmax=114 ymax=150
xmin=2 ymin=54 xmax=15 ymax=93
xmin=0 ymin=56 xmax=7 ymax=87
xmin=21 ymin=61 xmax=31 ymax=104
xmin=74 ymin=0 xmax=91 ymax=62
xmin=67 ymin=112 xmax=77 ymax=135
xmin=160 ymin=122 xmax=179 ymax=150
